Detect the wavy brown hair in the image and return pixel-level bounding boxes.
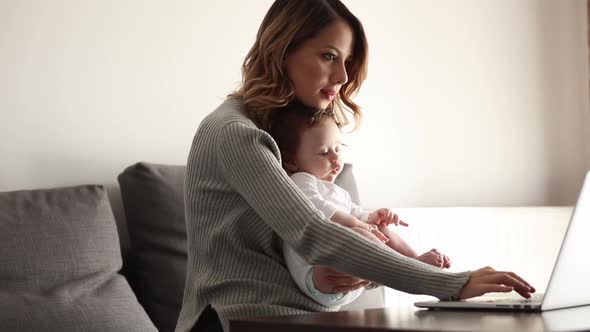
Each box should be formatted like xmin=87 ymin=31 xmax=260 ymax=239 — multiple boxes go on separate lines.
xmin=230 ymin=0 xmax=368 ymax=131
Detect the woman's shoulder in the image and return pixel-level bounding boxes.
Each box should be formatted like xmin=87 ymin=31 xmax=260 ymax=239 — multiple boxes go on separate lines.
xmin=194 ymin=97 xmax=279 ymax=154
xmin=196 ymin=97 xmax=261 ymax=138
xmin=204 ymin=97 xmax=254 ymax=127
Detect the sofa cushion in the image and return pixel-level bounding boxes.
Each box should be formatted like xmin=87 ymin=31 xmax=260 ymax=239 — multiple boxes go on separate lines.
xmin=0 ymin=185 xmax=157 ymax=332
xmin=118 ymin=162 xmax=188 ymax=332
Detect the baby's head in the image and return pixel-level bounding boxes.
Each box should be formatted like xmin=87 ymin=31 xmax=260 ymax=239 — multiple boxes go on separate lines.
xmin=270 ymin=102 xmax=344 ymax=183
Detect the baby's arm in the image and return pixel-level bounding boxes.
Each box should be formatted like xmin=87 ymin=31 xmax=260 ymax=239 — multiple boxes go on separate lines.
xmin=331 ymin=210 xmax=371 ymax=229
xmin=331 ymin=211 xmax=388 ymax=243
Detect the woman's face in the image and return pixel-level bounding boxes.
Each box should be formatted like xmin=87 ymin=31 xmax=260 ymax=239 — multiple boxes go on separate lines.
xmin=285 ymin=19 xmax=354 ymax=110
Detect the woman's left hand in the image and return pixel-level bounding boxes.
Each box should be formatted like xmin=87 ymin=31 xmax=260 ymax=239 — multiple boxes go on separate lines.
xmin=312 ymin=265 xmax=371 ymax=293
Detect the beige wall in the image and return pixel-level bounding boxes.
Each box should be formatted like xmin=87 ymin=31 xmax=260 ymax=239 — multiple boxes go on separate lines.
xmin=1 ymin=0 xmax=588 ymax=208
xmin=347 ymin=0 xmax=590 ymax=207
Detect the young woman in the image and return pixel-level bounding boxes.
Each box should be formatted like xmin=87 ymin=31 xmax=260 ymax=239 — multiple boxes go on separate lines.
xmin=176 ymin=1 xmax=535 ymax=331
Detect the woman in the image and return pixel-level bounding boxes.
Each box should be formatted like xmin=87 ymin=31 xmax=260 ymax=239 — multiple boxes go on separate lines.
xmin=175 ymin=1 xmax=535 ymax=331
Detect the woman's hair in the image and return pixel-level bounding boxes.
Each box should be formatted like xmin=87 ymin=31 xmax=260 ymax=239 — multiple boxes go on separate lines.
xmin=230 ymin=0 xmax=368 ymax=132
xmin=268 ymin=100 xmax=337 ymax=171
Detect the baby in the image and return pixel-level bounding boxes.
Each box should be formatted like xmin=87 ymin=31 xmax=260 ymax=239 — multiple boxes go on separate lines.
xmin=269 ymin=102 xmax=451 ymax=306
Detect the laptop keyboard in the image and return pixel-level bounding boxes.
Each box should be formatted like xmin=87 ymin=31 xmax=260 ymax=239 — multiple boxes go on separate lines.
xmin=486 ymin=293 xmax=544 ymax=304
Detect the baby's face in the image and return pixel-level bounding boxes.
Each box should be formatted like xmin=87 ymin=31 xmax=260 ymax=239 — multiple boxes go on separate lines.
xmin=292 ymin=118 xmax=343 ymax=183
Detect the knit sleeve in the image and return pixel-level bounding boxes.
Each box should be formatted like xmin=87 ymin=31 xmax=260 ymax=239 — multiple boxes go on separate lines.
xmin=216 ymin=120 xmax=471 ymax=300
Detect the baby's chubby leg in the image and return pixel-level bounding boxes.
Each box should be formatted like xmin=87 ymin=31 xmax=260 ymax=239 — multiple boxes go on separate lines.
xmin=351 ymin=226 xmax=451 ymax=269
xmin=379 ymin=227 xmax=451 ymax=269
xmin=378 ymin=226 xmax=419 ymax=258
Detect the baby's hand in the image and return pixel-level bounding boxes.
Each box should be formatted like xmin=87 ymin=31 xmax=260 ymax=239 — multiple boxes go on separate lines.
xmin=351 ymin=224 xmax=389 ymax=244
xmin=367 ymin=224 xmax=389 ymax=243
xmin=368 ymin=208 xmax=409 ymax=227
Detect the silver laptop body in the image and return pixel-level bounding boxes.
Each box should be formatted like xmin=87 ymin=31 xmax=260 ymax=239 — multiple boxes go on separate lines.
xmin=415 ymin=170 xmax=590 ymax=312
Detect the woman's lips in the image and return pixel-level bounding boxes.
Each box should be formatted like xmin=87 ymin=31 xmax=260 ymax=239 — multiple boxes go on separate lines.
xmin=321 ymin=89 xmax=336 ymax=99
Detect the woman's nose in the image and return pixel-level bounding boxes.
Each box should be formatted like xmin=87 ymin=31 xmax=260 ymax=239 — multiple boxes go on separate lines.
xmin=331 ymin=61 xmax=348 ymax=85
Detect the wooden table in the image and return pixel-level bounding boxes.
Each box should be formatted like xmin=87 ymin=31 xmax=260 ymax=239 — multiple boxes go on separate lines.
xmin=230 ymin=306 xmax=590 ymax=332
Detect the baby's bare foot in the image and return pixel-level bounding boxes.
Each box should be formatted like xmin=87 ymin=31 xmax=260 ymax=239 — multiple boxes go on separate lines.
xmin=417 ymin=249 xmax=445 ymax=268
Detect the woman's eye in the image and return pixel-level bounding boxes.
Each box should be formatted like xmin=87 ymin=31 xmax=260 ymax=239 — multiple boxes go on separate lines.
xmin=322 ymin=53 xmax=336 ymax=61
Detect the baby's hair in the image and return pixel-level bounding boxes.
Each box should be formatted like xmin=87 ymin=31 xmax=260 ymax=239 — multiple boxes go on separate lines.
xmin=268 ymin=101 xmax=339 ymax=171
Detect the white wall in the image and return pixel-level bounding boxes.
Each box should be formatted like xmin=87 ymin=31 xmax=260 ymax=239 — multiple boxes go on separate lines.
xmin=1 ymin=0 xmax=589 ymax=208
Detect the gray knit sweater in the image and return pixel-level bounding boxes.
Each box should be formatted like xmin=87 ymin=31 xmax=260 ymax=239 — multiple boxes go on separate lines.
xmin=175 ymin=97 xmax=471 ymax=332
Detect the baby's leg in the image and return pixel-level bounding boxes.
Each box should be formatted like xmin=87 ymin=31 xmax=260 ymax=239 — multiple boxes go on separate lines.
xmin=378 ymin=226 xmax=418 ymax=258
xmin=352 ymin=227 xmax=451 ymax=268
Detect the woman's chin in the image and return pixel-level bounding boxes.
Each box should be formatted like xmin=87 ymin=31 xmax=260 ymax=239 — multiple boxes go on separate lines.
xmin=299 ymin=98 xmax=330 ymax=111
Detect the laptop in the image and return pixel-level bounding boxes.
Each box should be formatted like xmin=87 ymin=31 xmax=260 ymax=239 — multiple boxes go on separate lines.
xmin=415 ymin=170 xmax=590 ymax=312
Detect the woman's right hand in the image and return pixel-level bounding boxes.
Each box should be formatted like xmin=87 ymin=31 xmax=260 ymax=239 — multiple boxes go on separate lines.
xmin=312 ymin=265 xmax=371 ymax=293
xmin=459 ymin=266 xmax=536 ymax=299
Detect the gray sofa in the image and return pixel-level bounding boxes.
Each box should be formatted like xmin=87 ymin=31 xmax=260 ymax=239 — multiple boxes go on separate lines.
xmin=0 ymin=162 xmax=363 ymax=332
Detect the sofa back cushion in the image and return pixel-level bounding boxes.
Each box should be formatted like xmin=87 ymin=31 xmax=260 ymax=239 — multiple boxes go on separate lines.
xmin=0 ymin=185 xmax=120 ymax=286
xmin=0 ymin=185 xmax=157 ymax=331
xmin=118 ymin=162 xmax=188 ymax=332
